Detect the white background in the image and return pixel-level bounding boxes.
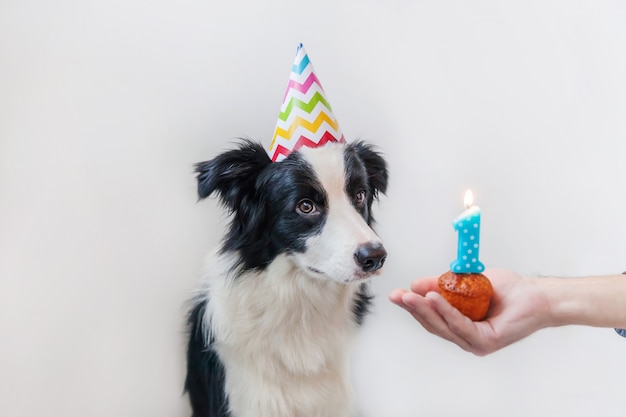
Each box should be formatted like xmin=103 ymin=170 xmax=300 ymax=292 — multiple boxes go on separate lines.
xmin=1 ymin=1 xmax=625 ymax=416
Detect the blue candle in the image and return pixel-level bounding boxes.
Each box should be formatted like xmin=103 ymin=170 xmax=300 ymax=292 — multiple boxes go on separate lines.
xmin=450 ymin=190 xmax=485 ymax=274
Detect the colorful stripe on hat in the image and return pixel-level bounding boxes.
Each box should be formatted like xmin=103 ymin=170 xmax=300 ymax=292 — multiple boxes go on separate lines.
xmin=268 ymin=44 xmax=345 ymax=162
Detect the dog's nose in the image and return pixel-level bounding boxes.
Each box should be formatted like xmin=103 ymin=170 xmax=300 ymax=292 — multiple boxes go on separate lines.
xmin=354 ymin=241 xmax=387 ymax=272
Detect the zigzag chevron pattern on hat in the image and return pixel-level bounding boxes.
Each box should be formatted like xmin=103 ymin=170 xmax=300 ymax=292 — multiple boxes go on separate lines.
xmin=268 ymin=44 xmax=345 ymax=162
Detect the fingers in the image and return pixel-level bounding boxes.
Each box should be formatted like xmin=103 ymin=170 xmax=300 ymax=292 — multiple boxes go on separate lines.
xmin=409 ymin=276 xmax=440 ymax=295
xmin=390 ymin=286 xmax=495 ymax=355
xmin=388 ymin=288 xmax=408 ymax=306
xmin=397 ymin=291 xmax=476 ymax=353
xmin=427 ymin=293 xmax=497 ymax=356
xmin=389 ymin=276 xmax=500 ymax=354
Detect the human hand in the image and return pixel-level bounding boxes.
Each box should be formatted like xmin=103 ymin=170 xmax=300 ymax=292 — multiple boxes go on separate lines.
xmin=389 ymin=269 xmax=552 ymax=356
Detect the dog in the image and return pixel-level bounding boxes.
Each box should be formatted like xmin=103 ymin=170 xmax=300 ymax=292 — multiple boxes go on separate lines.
xmin=185 ymin=139 xmax=388 ymax=417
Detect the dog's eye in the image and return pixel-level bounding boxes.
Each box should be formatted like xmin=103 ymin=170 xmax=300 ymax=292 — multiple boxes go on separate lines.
xmin=296 ymin=199 xmax=318 ymax=215
xmin=354 ymin=190 xmax=366 ymax=207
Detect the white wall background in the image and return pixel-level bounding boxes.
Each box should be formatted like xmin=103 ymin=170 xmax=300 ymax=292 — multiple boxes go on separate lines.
xmin=1 ymin=1 xmax=625 ymax=416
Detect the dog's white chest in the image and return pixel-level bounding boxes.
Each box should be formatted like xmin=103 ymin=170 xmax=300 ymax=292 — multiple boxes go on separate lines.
xmin=206 ymin=255 xmax=360 ymax=417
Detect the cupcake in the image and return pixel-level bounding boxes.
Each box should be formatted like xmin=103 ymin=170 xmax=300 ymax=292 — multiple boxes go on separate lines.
xmin=438 ymin=271 xmax=494 ymax=321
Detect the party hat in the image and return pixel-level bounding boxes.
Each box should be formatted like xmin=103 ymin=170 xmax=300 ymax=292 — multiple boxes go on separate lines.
xmin=268 ymin=43 xmax=345 ymax=162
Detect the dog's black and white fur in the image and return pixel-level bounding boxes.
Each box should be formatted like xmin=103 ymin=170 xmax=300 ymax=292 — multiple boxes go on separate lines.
xmin=185 ymin=139 xmax=388 ymax=417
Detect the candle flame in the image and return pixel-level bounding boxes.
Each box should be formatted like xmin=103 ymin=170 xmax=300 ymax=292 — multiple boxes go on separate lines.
xmin=464 ymin=189 xmax=474 ymax=209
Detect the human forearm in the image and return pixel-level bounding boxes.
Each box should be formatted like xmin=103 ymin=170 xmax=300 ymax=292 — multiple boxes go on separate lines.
xmin=539 ymin=274 xmax=626 ymax=329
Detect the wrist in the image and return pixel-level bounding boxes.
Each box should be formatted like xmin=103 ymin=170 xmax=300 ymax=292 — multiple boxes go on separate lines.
xmin=537 ymin=277 xmax=576 ymax=327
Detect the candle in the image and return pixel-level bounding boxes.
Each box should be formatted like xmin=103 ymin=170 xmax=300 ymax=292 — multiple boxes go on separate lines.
xmin=450 ymin=190 xmax=485 ymax=274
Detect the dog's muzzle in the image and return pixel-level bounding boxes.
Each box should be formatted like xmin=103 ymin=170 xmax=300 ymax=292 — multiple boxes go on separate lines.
xmin=354 ymin=241 xmax=387 ymax=273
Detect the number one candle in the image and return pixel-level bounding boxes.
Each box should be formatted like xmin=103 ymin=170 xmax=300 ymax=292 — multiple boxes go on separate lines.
xmin=450 ymin=190 xmax=485 ymax=274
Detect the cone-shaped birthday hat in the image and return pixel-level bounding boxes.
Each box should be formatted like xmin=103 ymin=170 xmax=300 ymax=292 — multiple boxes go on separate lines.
xmin=268 ymin=44 xmax=346 ymax=162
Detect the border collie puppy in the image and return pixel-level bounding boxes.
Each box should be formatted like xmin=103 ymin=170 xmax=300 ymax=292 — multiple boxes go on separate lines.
xmin=185 ymin=139 xmax=388 ymax=417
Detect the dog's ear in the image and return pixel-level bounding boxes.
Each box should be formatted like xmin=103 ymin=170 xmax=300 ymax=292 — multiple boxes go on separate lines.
xmin=351 ymin=141 xmax=389 ymax=198
xmin=194 ymin=140 xmax=271 ymax=210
